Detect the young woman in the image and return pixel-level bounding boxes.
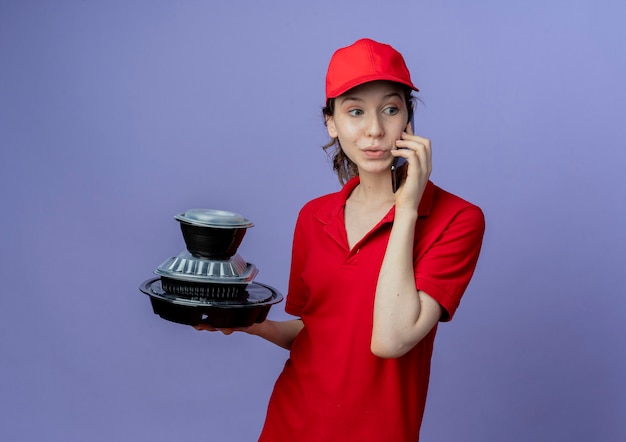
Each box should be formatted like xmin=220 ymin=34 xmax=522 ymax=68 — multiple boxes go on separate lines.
xmin=196 ymin=38 xmax=485 ymax=441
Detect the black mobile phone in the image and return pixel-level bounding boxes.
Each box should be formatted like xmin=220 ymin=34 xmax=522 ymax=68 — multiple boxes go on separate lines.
xmin=391 ymin=154 xmax=408 ymax=193
xmin=391 ymin=110 xmax=414 ymax=192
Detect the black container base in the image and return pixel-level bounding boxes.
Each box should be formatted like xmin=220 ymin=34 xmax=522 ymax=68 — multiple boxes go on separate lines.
xmin=149 ymin=297 xmax=271 ymax=327
xmin=140 ymin=278 xmax=282 ymax=328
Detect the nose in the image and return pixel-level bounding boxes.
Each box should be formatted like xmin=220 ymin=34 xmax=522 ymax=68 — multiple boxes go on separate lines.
xmin=365 ymin=114 xmax=384 ymax=138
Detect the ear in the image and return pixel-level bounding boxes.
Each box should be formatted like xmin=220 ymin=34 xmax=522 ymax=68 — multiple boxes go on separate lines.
xmin=326 ymin=115 xmax=338 ymax=138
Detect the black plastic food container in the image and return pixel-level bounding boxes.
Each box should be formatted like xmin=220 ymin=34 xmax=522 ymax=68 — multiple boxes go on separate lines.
xmin=140 ymin=209 xmax=282 ymax=327
xmin=160 ymin=276 xmax=247 ymax=299
xmin=179 ymin=223 xmax=247 ymax=259
xmin=140 ymin=278 xmax=282 ymax=328
xmin=175 ymin=208 xmax=253 ymax=259
xmin=148 ymin=297 xmax=273 ymax=327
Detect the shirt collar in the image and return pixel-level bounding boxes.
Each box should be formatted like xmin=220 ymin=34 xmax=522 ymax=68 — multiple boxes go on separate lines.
xmin=315 ymin=176 xmax=435 ymax=225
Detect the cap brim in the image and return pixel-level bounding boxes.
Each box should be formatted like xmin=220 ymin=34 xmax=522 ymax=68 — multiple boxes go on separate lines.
xmin=327 ymin=74 xmax=419 ymax=100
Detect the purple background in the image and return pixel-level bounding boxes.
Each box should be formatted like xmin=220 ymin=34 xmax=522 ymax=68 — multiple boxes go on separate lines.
xmin=1 ymin=1 xmax=625 ymax=441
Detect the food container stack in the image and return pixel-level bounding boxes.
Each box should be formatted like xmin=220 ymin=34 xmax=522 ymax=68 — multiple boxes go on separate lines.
xmin=139 ymin=209 xmax=282 ymax=327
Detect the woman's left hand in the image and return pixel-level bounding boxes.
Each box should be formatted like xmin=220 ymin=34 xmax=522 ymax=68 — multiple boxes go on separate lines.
xmin=390 ymin=124 xmax=432 ymax=213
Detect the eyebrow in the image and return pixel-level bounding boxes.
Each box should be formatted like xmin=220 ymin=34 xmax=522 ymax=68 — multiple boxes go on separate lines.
xmin=338 ymin=92 xmax=403 ymax=104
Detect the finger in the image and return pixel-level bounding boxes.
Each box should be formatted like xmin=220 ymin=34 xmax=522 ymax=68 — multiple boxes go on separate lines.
xmin=390 ymin=146 xmax=410 ymax=157
xmin=395 ymin=143 xmax=430 ymax=181
xmin=415 ymin=137 xmax=432 ymax=171
xmin=193 ymin=323 xmax=218 ymax=332
xmin=399 ymin=134 xmax=431 ymax=164
xmin=395 ymin=138 xmax=427 ymax=159
xmin=401 ymin=131 xmax=431 ymax=146
xmin=416 ymin=148 xmax=431 ymax=176
xmin=413 ymin=143 xmax=432 ymax=177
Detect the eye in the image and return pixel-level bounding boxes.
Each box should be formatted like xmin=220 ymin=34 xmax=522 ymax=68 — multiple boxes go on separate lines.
xmin=348 ymin=108 xmax=364 ymax=117
xmin=383 ymin=106 xmax=400 ymax=116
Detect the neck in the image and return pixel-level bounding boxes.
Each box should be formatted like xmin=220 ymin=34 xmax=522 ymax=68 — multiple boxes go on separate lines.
xmin=350 ymin=171 xmax=395 ymax=206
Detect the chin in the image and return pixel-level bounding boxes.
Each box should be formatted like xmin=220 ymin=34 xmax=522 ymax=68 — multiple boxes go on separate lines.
xmin=358 ymin=162 xmax=392 ymax=176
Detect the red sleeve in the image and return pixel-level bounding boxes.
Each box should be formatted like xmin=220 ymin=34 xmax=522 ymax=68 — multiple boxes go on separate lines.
xmin=415 ymin=206 xmax=485 ymax=321
xmin=284 ymin=207 xmax=310 ymax=317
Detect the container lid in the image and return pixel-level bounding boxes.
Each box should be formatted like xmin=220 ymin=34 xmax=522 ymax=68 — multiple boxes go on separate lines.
xmin=154 ymin=251 xmax=258 ymax=284
xmin=140 ymin=278 xmax=283 ymax=307
xmin=174 ymin=208 xmax=254 ymax=229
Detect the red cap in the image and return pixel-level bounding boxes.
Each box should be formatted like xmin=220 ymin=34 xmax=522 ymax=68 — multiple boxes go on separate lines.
xmin=325 ymin=38 xmax=419 ymax=101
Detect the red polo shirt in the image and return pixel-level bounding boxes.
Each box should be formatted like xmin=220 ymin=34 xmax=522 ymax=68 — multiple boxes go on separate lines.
xmin=259 ymin=177 xmax=485 ymax=442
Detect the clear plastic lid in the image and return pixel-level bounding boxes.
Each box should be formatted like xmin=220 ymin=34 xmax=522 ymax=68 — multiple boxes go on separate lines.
xmin=174 ymin=208 xmax=254 ymax=228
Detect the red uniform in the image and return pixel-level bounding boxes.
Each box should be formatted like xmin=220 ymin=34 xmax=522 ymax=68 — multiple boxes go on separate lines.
xmin=259 ymin=177 xmax=485 ymax=441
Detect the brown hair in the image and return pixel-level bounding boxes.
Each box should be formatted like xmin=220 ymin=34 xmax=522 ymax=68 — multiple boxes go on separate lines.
xmin=322 ymin=86 xmax=415 ymax=185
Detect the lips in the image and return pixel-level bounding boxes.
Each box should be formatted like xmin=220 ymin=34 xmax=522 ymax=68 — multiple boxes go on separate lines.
xmin=363 ymin=148 xmax=388 ymax=159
